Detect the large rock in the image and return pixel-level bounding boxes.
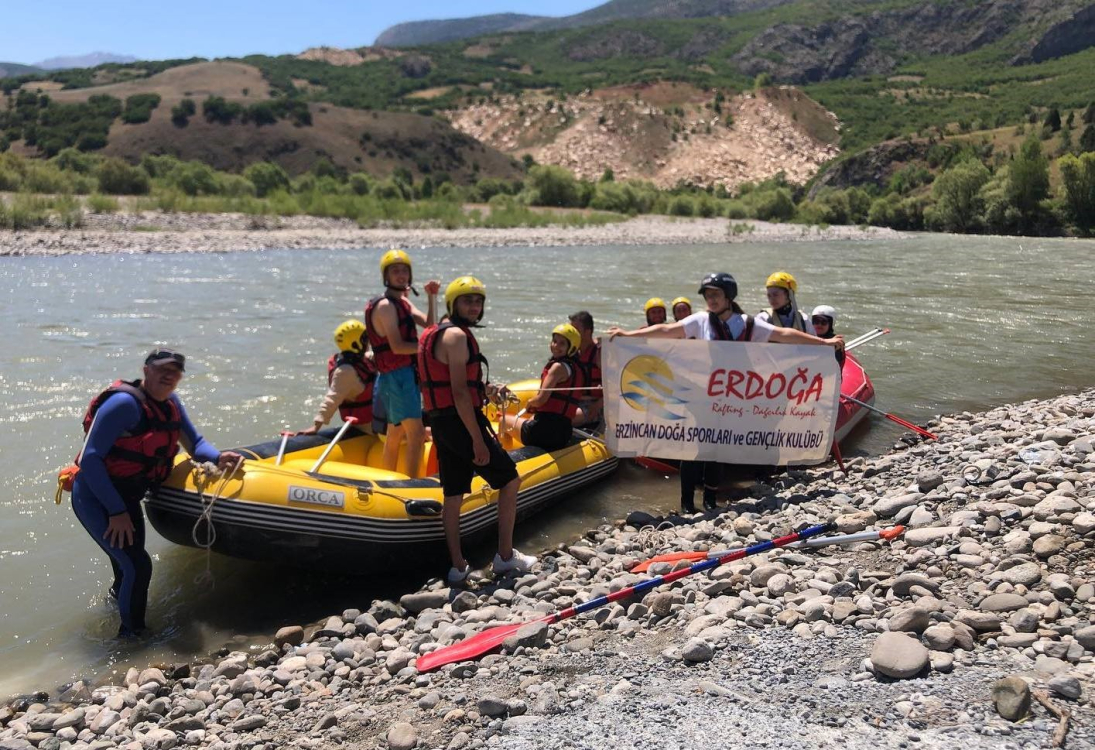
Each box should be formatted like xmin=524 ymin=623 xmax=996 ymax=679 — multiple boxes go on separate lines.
xmin=682 ymin=638 xmax=714 ymax=663
xmin=274 ymin=625 xmax=304 ymax=648
xmin=905 ymin=527 xmax=959 ymax=547
xmin=140 ymin=728 xmax=178 ymax=750
xmin=387 ymin=722 xmax=418 ymax=750
xmin=922 ymin=624 xmax=956 ymax=651
xmin=955 ymin=609 xmax=1000 ymax=632
xmin=503 ymin=621 xmax=549 ymax=651
xmin=1074 ymin=625 xmax=1095 ymax=651
xmin=1033 ymin=535 xmax=1066 ymax=558
xmin=871 ymin=632 xmax=929 ymax=679
xmin=992 ymin=676 xmax=1031 ymax=721
xmin=997 ymin=563 xmax=1042 ymax=587
xmin=400 ymin=590 xmax=449 ymax=614
xmin=917 ymin=471 xmax=946 ymax=492
xmin=872 ymin=492 xmax=924 ymax=519
xmin=979 ymin=593 xmax=1028 ymax=612
xmin=888 ymin=607 xmax=929 ymax=634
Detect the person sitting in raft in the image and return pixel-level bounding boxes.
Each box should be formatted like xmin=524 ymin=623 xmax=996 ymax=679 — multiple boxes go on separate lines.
xmin=757 ymin=271 xmax=815 ymax=334
xmin=569 ymin=310 xmax=602 ymax=427
xmin=643 ymin=297 xmax=667 ymax=328
xmin=298 ymin=319 xmax=379 ymax=436
xmin=607 ymin=273 xmax=843 ymax=514
xmin=71 ymin=349 xmax=243 ymax=637
xmin=671 ymin=296 xmax=693 ymax=322
xmin=810 ymin=304 xmax=846 ymax=368
xmin=417 ymin=276 xmax=536 ymax=584
xmin=364 ymin=249 xmax=441 ymax=478
xmin=502 ymin=323 xmax=587 ymax=452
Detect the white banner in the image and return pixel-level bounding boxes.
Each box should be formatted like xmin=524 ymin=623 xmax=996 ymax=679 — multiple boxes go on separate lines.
xmin=603 ymin=338 xmax=840 ymax=465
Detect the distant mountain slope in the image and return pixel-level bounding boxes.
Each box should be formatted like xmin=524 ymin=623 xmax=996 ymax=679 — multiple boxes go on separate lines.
xmin=34 ymin=52 xmax=138 ymax=70
xmin=376 ymin=13 xmax=548 ymax=47
xmin=374 ymin=0 xmax=796 ymax=46
xmin=0 ymin=62 xmax=42 ymax=78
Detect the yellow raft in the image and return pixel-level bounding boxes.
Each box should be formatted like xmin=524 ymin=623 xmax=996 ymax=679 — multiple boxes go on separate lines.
xmin=146 ymin=380 xmax=615 ymax=565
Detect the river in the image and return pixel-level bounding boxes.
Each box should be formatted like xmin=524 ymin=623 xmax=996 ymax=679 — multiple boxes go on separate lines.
xmin=1 ymin=233 xmax=1092 ymax=698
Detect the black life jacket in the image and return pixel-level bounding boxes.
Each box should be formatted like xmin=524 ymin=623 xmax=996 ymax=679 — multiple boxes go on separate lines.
xmin=709 ymin=312 xmax=754 ymax=342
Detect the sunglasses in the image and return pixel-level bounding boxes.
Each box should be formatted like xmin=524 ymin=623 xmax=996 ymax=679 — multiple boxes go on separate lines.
xmin=811 ymin=316 xmax=831 ymax=324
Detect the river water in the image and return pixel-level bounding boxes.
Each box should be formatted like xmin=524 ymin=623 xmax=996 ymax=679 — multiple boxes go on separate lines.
xmin=1 ymin=233 xmax=1093 ymax=698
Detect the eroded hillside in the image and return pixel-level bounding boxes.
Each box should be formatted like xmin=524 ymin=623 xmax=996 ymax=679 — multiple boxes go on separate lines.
xmin=448 ymin=83 xmax=840 ymax=189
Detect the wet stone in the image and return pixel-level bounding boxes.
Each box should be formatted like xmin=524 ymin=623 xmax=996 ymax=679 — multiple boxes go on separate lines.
xmin=992 ymin=676 xmax=1031 ymax=721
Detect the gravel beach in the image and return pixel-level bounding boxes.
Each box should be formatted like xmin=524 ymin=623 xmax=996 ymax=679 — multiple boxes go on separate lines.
xmin=3 ymin=389 xmax=1093 ymax=750
xmin=0 ymin=212 xmax=905 ymax=257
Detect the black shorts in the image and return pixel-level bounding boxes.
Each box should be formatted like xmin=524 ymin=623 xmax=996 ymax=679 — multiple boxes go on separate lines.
xmin=520 ymin=412 xmax=574 ymax=452
xmin=430 ymin=410 xmax=518 ymax=497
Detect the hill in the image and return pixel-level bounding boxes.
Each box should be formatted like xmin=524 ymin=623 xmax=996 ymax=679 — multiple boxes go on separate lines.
xmin=34 ymin=52 xmax=139 ymax=70
xmin=0 ymin=62 xmax=42 ymax=78
xmin=375 ymin=0 xmax=796 ymax=46
xmin=3 ymin=62 xmax=522 ymax=182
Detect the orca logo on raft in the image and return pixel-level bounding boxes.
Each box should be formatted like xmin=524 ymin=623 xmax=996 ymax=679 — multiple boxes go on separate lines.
xmin=287 ymin=485 xmax=346 ymax=508
xmin=619 ymin=355 xmax=689 ymax=421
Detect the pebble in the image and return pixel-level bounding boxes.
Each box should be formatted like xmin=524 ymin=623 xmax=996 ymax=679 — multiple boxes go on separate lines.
xmin=870 ymin=632 xmax=929 ymax=679
xmin=387 ymin=722 xmax=418 ymax=750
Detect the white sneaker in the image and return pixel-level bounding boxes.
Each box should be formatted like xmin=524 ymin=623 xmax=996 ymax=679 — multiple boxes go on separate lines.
xmin=492 ymin=549 xmax=536 ymax=575
xmin=447 ymin=564 xmax=471 ymax=584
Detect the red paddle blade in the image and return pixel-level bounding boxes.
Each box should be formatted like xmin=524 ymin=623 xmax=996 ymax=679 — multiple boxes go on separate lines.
xmin=884 ymin=414 xmax=937 ymax=440
xmin=635 ymin=457 xmax=679 ymax=474
xmin=630 ymin=551 xmax=706 ymax=573
xmin=416 ymin=616 xmax=552 ymax=672
xmin=879 ymin=525 xmax=905 ymax=540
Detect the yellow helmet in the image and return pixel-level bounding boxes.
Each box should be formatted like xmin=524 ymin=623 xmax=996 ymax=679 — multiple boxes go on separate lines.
xmin=644 ymin=297 xmax=667 ymax=313
xmin=765 ymin=271 xmax=798 ymax=293
xmin=445 ymin=275 xmax=487 ymax=321
xmin=334 ymin=319 xmax=366 ymax=354
xmin=552 ymin=323 xmax=581 ymax=356
xmin=671 ymin=296 xmax=692 ymax=310
xmin=380 ymin=248 xmax=413 ymax=286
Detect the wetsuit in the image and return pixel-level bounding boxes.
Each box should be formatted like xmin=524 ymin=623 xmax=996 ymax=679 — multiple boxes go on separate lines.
xmin=72 ymin=391 xmax=220 ymax=636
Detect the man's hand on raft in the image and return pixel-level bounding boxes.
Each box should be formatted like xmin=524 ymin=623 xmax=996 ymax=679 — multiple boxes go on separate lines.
xmin=217 ymin=451 xmax=245 ymax=471
xmin=424 ymin=280 xmax=442 ymax=296
xmin=104 ymin=513 xmax=135 ymax=548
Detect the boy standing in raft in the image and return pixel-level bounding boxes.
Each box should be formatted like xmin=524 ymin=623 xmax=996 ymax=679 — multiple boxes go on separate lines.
xmin=502 ymin=323 xmax=585 ymax=452
xmin=417 ymin=276 xmax=536 ymax=584
xmin=298 ymin=319 xmax=378 ymax=435
xmin=569 ymin=310 xmax=603 ymax=426
xmin=72 ymin=350 xmax=242 ymax=637
xmin=364 ymin=249 xmax=440 ymax=478
xmin=608 ymin=273 xmax=843 ymax=514
xmin=757 ymin=271 xmax=815 ymax=334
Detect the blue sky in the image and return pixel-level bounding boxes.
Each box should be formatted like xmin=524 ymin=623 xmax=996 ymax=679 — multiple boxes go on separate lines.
xmin=3 ymin=0 xmax=603 ymax=65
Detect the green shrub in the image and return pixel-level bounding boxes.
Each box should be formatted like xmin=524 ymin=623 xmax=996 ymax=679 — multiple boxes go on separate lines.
xmin=724 ymin=200 xmax=749 ymax=219
xmin=217 ymin=174 xmax=256 ymax=197
xmin=525 ymin=165 xmax=582 ymax=208
xmin=245 ymin=162 xmax=291 ymax=197
xmin=373 ymin=177 xmax=411 ymax=200
xmin=171 ymin=98 xmax=195 ymax=127
xmin=931 ymin=159 xmax=990 ymax=232
xmin=96 ymin=158 xmax=150 ymax=195
xmin=751 ymin=188 xmax=795 ymax=222
xmin=140 ymin=154 xmax=182 ymax=178
xmin=122 ymin=93 xmax=161 ymax=124
xmin=53 ymin=147 xmax=97 ymax=174
xmin=887 ymin=164 xmax=933 ymax=195
xmin=23 ymin=162 xmax=73 ymax=194
xmin=166 ymin=161 xmax=219 ymax=196
xmin=1058 ymin=152 xmax=1095 ymax=232
xmin=86 ymin=193 xmax=120 ymax=213
xmin=348 ymin=172 xmax=372 ymax=196
xmin=202 ymin=96 xmax=243 ymax=125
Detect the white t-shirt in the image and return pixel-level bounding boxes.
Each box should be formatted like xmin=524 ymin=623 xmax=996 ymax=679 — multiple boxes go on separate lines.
xmin=757 ymin=309 xmax=816 ymax=336
xmin=681 ymin=311 xmax=775 ymax=343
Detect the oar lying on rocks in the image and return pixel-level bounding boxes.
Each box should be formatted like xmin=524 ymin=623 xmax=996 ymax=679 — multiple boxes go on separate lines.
xmin=415 ymin=521 xmax=836 ymax=672
xmin=629 ymin=525 xmax=905 ymax=573
xmin=841 ymin=395 xmax=938 ymax=440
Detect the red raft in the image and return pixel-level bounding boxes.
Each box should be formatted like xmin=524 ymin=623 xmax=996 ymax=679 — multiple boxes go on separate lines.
xmin=834 ymin=351 xmax=875 ymax=444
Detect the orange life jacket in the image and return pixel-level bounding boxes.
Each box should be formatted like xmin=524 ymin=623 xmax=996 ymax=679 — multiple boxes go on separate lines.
xmin=417 ymin=321 xmax=488 ymax=414
xmin=364 ymin=294 xmax=417 ymax=372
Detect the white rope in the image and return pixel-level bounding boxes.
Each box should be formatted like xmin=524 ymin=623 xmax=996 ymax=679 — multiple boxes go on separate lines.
xmin=189 ymin=459 xmax=242 ymax=587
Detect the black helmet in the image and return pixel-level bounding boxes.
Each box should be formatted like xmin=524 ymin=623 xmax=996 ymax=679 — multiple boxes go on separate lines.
xmin=698 ymin=272 xmax=737 ymax=301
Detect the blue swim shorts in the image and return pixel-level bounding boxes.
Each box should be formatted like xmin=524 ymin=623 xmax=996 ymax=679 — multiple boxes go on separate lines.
xmin=376 ymin=365 xmax=422 ymax=426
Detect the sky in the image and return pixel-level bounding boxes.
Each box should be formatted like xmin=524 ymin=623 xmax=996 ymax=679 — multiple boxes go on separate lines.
xmin=2 ymin=0 xmax=605 ymax=65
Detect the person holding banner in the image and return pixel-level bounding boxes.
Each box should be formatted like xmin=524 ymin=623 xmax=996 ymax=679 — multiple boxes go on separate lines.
xmin=643 ymin=298 xmax=667 ymax=327
xmin=811 ymin=305 xmax=846 ymax=368
xmin=503 ymin=323 xmax=586 ymax=452
xmin=757 ymin=271 xmax=815 ymax=334
xmin=607 ymin=272 xmax=843 ymax=513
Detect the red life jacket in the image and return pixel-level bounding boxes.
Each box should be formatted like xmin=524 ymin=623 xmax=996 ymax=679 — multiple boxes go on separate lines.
xmin=327 ymin=352 xmax=377 ymax=425
xmin=417 ymin=321 xmax=488 ymax=413
xmin=533 ymin=357 xmax=587 ymax=419
xmin=574 ymin=341 xmax=602 ymax=399
xmin=78 ymin=380 xmax=182 ymax=486
xmin=364 ymin=294 xmax=417 ymax=372
xmin=709 ymin=312 xmax=754 ymax=342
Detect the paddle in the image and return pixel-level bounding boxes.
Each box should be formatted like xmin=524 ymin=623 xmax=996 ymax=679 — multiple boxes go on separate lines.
xmin=840 ymin=394 xmax=937 ymax=440
xmin=629 ymin=525 xmax=905 ymax=573
xmin=415 ymin=520 xmax=835 ymax=672
xmin=845 ymin=327 xmax=890 ymax=351
xmin=309 ymin=417 xmax=359 ymax=472
xmin=634 ymin=456 xmax=679 ymax=474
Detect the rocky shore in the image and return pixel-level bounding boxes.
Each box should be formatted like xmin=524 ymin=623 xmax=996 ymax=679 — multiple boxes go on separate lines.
xmin=4 ymin=388 xmax=1094 ymax=750
xmin=0 ymin=212 xmax=904 ymax=257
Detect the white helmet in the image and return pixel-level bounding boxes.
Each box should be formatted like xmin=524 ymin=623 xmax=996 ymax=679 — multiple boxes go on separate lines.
xmin=811 ymin=305 xmax=836 ymax=322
